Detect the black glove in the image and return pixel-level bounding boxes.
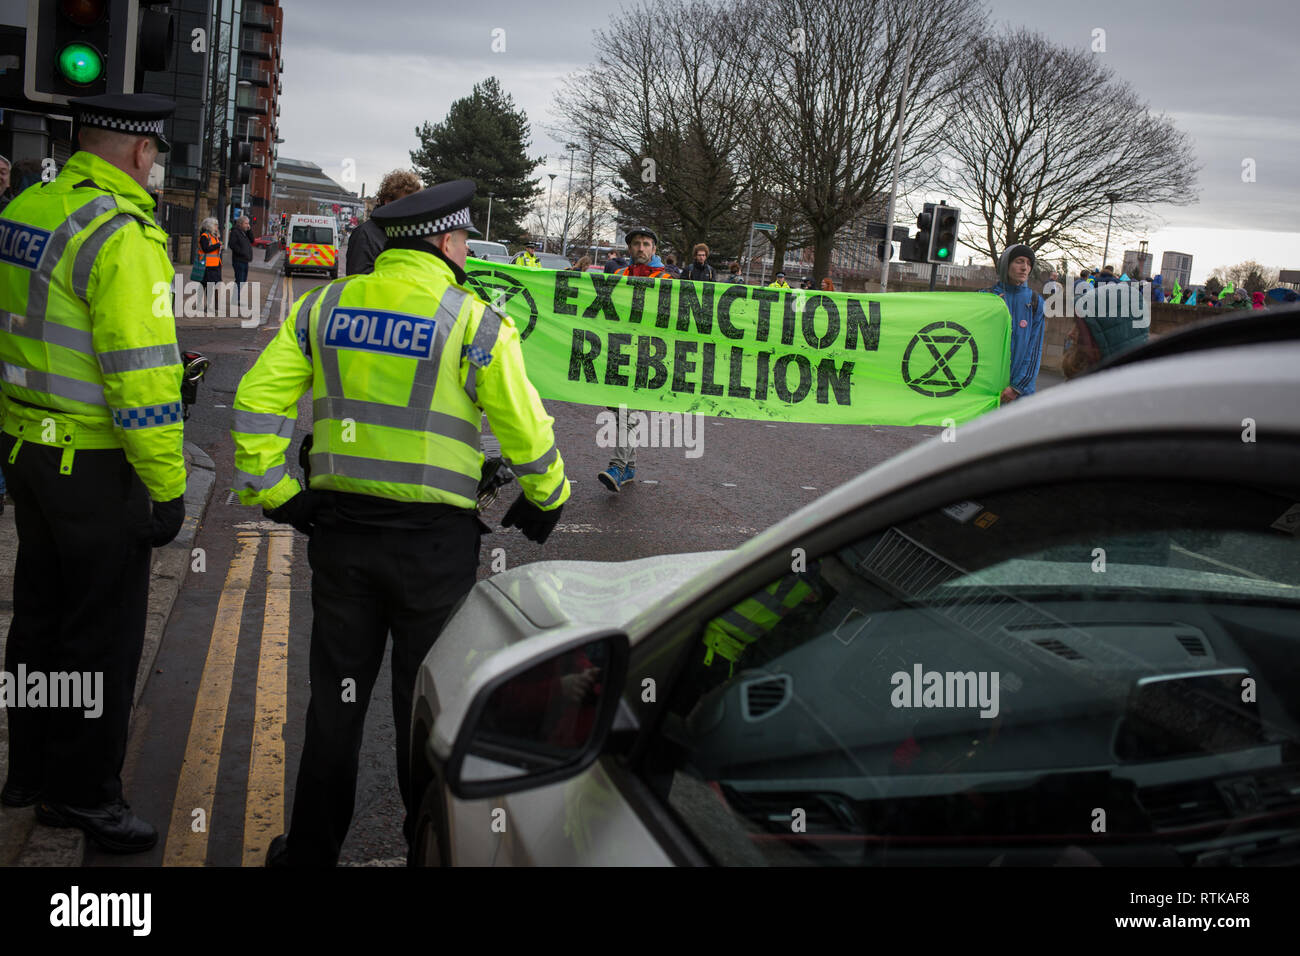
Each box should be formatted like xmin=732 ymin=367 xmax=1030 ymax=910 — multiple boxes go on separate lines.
xmin=264 ymin=490 xmax=317 ymax=536
xmin=501 ymin=494 xmax=563 ymax=545
xmin=149 ymin=495 xmax=186 ymax=548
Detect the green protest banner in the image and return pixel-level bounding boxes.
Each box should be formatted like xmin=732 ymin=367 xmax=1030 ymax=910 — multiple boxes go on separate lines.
xmin=464 ymin=260 xmax=1011 ymax=426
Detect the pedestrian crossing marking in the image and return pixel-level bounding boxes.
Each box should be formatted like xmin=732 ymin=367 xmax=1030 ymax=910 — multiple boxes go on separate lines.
xmin=163 ymin=533 xmax=261 ymax=866
xmin=242 ymin=532 xmax=293 ymax=866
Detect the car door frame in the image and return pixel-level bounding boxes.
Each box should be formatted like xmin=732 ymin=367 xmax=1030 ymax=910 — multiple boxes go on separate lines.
xmin=599 ymin=429 xmax=1300 ymax=865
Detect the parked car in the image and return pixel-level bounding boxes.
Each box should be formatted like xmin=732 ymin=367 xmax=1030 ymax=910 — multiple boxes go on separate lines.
xmin=409 ymin=311 xmax=1300 ymax=866
xmin=467 ymin=239 xmax=511 ymax=263
xmin=253 ymin=233 xmax=279 ymax=249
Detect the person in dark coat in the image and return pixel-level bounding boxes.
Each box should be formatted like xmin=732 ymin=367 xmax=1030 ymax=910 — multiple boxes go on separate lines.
xmin=228 ymin=214 xmax=253 ymax=303
xmin=345 ymin=169 xmax=422 ymax=276
xmin=680 ymin=243 xmax=715 ymax=283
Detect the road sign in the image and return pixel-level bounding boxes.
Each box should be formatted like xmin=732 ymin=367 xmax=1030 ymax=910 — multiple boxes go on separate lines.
xmin=753 ymin=222 xmax=776 ymax=232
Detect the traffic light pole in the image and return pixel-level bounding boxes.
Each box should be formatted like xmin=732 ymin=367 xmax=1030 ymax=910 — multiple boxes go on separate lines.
xmin=929 ymin=263 xmax=938 ymax=292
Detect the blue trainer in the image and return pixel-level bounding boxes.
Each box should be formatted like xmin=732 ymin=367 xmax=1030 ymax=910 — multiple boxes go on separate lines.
xmin=597 ymin=464 xmax=635 ymax=492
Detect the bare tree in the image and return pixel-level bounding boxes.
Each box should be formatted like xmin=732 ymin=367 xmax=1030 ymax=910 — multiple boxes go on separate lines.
xmin=1212 ymin=261 xmax=1278 ymax=292
xmin=551 ymin=0 xmax=759 ymax=259
xmin=742 ymin=0 xmax=986 ymax=281
xmin=936 ymin=28 xmax=1199 ymax=265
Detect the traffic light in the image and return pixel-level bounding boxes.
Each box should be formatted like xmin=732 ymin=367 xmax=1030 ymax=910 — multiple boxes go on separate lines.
xmin=230 ymin=141 xmax=252 ymax=186
xmin=876 ymin=240 xmax=893 ymax=262
xmin=25 ymin=0 xmax=174 ymax=106
xmin=928 ymin=204 xmax=960 ymax=264
xmin=900 ymin=203 xmax=935 ymax=263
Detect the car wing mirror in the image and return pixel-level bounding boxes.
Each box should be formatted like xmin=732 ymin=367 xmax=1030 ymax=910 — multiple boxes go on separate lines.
xmin=443 ymin=628 xmax=629 ymax=801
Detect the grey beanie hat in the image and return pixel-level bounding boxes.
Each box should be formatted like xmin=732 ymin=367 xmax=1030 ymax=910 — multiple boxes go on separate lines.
xmin=997 ymin=244 xmax=1036 ymax=285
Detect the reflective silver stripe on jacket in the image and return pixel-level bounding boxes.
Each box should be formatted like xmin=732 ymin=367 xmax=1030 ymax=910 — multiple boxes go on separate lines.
xmin=232 ymin=408 xmax=296 ymax=439
xmin=537 ymin=478 xmax=567 ymax=509
xmin=71 ymin=213 xmax=136 ymax=302
xmin=312 ymin=396 xmax=479 ymax=450
xmin=0 ymin=363 xmax=107 ymax=406
xmin=12 ymin=195 xmax=118 ymax=346
xmin=508 ymin=442 xmax=557 ymax=476
xmin=408 ymin=287 xmax=469 ymax=411
xmin=1 ymin=308 xmax=93 ymax=354
xmin=720 ymin=608 xmax=767 ymax=639
xmin=234 ymin=462 xmax=287 ymax=493
xmin=307 ymin=452 xmax=480 ymax=501
xmin=97 ymin=342 xmax=182 ymax=375
xmin=311 ymin=281 xmax=350 ymax=398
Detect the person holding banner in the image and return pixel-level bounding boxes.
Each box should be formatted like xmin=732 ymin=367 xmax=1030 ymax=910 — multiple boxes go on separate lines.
xmin=598 ymin=226 xmax=671 ymax=492
xmin=982 ymin=244 xmax=1045 ymax=403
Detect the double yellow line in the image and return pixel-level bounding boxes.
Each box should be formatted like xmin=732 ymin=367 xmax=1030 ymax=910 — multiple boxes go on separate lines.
xmin=162 ymin=530 xmax=295 ymax=867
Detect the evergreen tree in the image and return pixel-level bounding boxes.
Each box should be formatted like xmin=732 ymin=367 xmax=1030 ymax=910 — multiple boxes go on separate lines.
xmin=410 ymin=77 xmax=542 ymax=242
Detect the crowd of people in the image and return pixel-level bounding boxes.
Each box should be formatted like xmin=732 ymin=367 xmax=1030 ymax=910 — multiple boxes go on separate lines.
xmin=576 ymin=242 xmax=832 ymax=289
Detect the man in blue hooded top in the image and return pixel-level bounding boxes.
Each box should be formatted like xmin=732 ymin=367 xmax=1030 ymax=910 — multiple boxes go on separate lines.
xmin=983 ymin=243 xmax=1045 ymax=404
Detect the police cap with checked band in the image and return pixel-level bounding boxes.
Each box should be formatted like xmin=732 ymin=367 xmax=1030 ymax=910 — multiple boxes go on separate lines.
xmin=68 ymin=93 xmax=176 ymax=153
xmin=372 ymin=179 xmax=482 ymax=238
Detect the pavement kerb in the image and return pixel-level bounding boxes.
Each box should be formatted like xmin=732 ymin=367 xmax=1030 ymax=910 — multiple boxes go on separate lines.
xmin=0 ymin=440 xmax=218 ymax=866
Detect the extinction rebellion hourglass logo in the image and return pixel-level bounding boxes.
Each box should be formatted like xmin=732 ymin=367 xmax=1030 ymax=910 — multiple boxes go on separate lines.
xmin=464 ymin=269 xmax=539 ymax=341
xmin=901 ymin=321 xmax=979 ymax=397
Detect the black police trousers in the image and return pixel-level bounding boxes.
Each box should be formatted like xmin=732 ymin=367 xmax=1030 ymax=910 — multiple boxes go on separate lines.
xmin=284 ymin=513 xmax=479 ymax=865
xmin=0 ymin=435 xmax=152 ymax=807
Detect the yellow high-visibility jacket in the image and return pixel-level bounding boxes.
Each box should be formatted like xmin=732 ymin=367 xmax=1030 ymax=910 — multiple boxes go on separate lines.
xmin=232 ymin=246 xmax=569 ymax=512
xmin=0 ymin=150 xmax=185 ymax=501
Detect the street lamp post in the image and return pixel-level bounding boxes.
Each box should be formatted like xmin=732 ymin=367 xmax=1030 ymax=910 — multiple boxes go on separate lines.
xmin=544 ymin=173 xmax=557 ymax=254
xmin=485 ymin=192 xmax=494 ymax=242
xmin=561 ymin=142 xmax=579 ymax=259
xmin=1102 ymin=191 xmax=1120 ymax=272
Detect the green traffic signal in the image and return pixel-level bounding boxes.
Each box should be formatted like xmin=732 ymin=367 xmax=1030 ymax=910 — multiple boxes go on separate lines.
xmin=57 ymin=42 xmax=104 ymax=85
xmin=937 ymin=247 xmax=950 ymax=259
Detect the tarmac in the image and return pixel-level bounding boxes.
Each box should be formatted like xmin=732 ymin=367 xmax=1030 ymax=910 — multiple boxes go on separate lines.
xmin=0 ymin=249 xmax=281 ymax=866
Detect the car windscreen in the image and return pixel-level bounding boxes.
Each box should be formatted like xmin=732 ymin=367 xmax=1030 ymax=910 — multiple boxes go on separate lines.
xmin=657 ymin=476 xmax=1300 ymax=865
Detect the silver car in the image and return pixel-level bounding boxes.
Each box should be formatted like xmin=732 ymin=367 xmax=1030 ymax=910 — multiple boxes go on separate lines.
xmin=409 ymin=313 xmax=1300 ymax=866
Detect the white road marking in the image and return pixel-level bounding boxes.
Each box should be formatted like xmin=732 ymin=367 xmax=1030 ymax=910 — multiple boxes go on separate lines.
xmin=801 ymin=486 xmax=817 ymax=490
xmin=722 ymin=483 xmax=737 ymax=487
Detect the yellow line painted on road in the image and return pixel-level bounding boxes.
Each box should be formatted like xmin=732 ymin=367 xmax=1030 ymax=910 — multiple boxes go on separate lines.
xmin=242 ymin=531 xmax=293 ymax=866
xmin=279 ymin=273 xmax=292 ymax=325
xmin=163 ymin=533 xmax=261 ymax=867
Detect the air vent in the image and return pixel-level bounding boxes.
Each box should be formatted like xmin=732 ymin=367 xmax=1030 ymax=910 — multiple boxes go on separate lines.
xmin=1032 ymin=637 xmax=1085 ymax=661
xmin=1176 ymin=634 xmax=1208 ymax=657
xmin=742 ymin=674 xmax=792 ymax=722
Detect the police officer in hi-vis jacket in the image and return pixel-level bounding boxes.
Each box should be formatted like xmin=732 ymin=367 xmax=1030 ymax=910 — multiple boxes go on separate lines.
xmin=232 ymin=178 xmax=569 ymax=866
xmin=0 ymin=93 xmax=187 ymax=853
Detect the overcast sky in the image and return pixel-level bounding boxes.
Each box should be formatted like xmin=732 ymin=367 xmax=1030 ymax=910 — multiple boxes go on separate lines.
xmin=278 ymin=0 xmax=1299 ymax=281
